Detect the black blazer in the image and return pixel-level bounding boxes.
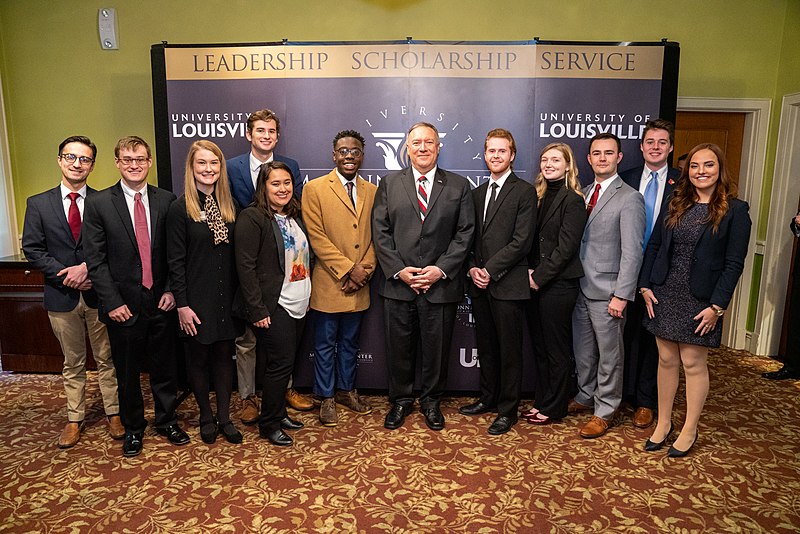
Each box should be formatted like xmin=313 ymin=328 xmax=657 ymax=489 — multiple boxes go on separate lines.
xmin=22 ymin=186 xmax=100 ymax=312
xmin=233 ymin=206 xmax=312 ymax=323
xmin=467 ymin=173 xmax=536 ymax=300
xmin=639 ymin=198 xmax=751 ymax=309
xmin=83 ymin=182 xmax=176 ymax=325
xmin=372 ymin=166 xmax=475 ymax=303
xmin=529 ymin=184 xmax=587 ymax=288
xmin=620 ymin=165 xmax=681 ymax=243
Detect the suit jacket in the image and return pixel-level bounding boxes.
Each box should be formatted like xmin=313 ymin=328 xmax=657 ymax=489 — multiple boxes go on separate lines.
xmin=579 ymin=176 xmax=646 ymax=302
xmin=21 ymin=185 xmax=99 ymax=312
xmin=233 ymin=207 xmax=312 ymax=323
xmin=372 ymin=166 xmax=475 ymax=303
xmin=83 ymin=182 xmax=177 ymax=325
xmin=302 ymin=170 xmax=377 ymax=313
xmin=227 ymin=151 xmax=303 ymax=208
xmin=639 ymin=198 xmax=751 ymax=309
xmin=529 ymin=183 xmax=587 ymax=288
xmin=467 ymin=173 xmax=536 ymax=300
xmin=620 ymin=165 xmax=681 ymax=245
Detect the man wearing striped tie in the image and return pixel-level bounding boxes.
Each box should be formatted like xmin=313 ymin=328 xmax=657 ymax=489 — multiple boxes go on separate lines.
xmin=372 ymin=122 xmax=476 ymax=431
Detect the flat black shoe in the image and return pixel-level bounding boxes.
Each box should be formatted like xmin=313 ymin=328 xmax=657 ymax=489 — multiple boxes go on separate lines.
xmin=762 ymin=366 xmax=800 ymax=380
xmin=156 ymin=424 xmax=190 ymax=446
xmin=219 ymin=421 xmax=243 ymax=444
xmin=644 ymin=423 xmax=674 ymax=452
xmin=458 ymin=401 xmax=496 ymax=416
xmin=384 ymin=403 xmax=410 ymax=430
xmin=487 ymin=415 xmax=517 ymax=435
xmin=200 ymin=420 xmax=219 ymax=444
xmin=421 ymin=406 xmax=445 ymax=431
xmin=260 ymin=428 xmax=293 ymax=446
xmin=280 ymin=416 xmax=304 ymax=430
xmin=668 ymin=432 xmax=698 ymax=458
xmin=122 ymin=432 xmax=143 ymax=457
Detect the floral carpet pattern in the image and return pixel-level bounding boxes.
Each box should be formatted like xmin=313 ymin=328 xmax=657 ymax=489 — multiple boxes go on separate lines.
xmin=1 ymin=348 xmax=799 ymax=533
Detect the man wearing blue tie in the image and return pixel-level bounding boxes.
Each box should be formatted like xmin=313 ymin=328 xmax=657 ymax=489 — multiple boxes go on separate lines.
xmin=620 ymin=119 xmax=682 ymax=429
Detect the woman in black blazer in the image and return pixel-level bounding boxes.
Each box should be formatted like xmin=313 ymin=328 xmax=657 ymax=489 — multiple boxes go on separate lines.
xmin=235 ymin=161 xmax=312 ymax=447
xmin=639 ymin=143 xmax=751 ymax=457
xmin=523 ymin=143 xmax=587 ymax=424
xmin=167 ymin=140 xmax=243 ymax=444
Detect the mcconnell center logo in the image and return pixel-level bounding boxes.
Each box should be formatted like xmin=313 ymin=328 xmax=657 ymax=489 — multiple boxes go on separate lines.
xmin=456 ymin=294 xmax=476 ymax=329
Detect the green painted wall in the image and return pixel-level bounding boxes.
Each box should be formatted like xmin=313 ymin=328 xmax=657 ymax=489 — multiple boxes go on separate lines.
xmin=0 ymin=0 xmax=795 ymax=234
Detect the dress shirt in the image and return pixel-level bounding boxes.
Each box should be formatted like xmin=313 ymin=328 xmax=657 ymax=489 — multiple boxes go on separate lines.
xmin=60 ymin=183 xmax=87 ymax=220
xmin=412 ymin=165 xmax=438 ymax=198
xmin=336 ymin=169 xmax=359 ymax=206
xmin=585 ymin=174 xmax=618 ymax=208
xmin=249 ymin=152 xmax=274 ymax=190
xmin=638 ymin=164 xmax=669 ymax=220
xmin=119 ymin=180 xmax=151 ymax=237
xmin=483 ymin=169 xmax=512 ymax=219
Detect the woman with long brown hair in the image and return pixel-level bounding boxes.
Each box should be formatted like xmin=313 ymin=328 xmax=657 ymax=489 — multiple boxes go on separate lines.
xmin=638 ymin=143 xmax=751 ymax=457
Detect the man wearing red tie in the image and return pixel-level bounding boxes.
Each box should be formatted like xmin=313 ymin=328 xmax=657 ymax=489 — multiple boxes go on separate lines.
xmin=22 ymin=136 xmax=123 ymax=448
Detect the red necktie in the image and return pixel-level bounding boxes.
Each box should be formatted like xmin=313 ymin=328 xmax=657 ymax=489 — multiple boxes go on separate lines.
xmin=133 ymin=192 xmax=153 ymax=289
xmin=67 ymin=192 xmax=81 ymax=242
xmin=417 ymin=176 xmax=428 ymax=222
xmin=586 ymin=183 xmax=602 ymax=215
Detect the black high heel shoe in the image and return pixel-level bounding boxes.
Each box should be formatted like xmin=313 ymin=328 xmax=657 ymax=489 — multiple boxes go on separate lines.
xmin=667 ymin=432 xmax=698 ymax=458
xmin=644 ymin=423 xmax=674 ymax=452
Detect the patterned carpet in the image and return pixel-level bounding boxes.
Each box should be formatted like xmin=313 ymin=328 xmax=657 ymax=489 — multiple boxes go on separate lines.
xmin=1 ymin=347 xmax=799 ymax=533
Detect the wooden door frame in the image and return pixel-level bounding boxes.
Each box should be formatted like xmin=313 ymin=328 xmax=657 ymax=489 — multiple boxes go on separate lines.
xmin=754 ymin=92 xmax=800 ymax=356
xmin=0 ymin=67 xmax=19 ymax=257
xmin=677 ymin=97 xmax=770 ymax=350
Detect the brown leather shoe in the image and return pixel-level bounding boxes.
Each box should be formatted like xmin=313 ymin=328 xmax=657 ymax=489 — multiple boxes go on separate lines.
xmin=58 ymin=421 xmax=83 ymax=448
xmin=632 ymin=407 xmax=655 ymax=428
xmin=579 ymin=416 xmax=610 ymax=439
xmin=567 ymin=398 xmax=593 ymax=414
xmin=107 ymin=415 xmax=125 ymax=440
xmin=286 ymin=388 xmax=313 ymax=411
xmin=319 ymin=397 xmax=338 ymax=426
xmin=335 ymin=389 xmax=373 ymax=415
xmin=240 ymin=395 xmax=260 ymax=425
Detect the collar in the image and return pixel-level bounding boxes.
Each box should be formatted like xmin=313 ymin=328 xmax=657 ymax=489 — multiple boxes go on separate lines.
xmin=488 ymin=169 xmax=512 ymax=190
xmin=335 ymin=169 xmax=360 ymax=186
xmin=249 ymin=152 xmax=273 ymax=173
xmin=412 ymin=165 xmax=437 ymax=182
xmin=60 ymin=182 xmax=87 ymax=199
xmin=120 ymin=180 xmax=147 ymax=200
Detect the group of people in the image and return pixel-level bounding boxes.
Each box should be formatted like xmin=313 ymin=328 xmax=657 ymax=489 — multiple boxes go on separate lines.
xmin=22 ymin=110 xmax=751 ymax=460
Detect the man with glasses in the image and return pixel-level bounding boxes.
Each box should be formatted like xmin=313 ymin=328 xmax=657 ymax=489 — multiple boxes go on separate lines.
xmin=302 ymin=130 xmax=376 ymax=427
xmin=83 ymin=136 xmax=188 ymax=457
xmin=22 ymin=135 xmax=123 ymax=448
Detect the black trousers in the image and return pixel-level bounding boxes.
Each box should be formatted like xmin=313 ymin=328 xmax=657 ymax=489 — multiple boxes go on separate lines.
xmin=527 ymin=279 xmax=579 ymax=420
xmin=255 ymin=305 xmax=306 ymax=433
xmin=784 ymin=249 xmax=800 ymax=370
xmin=622 ymin=292 xmax=659 ymax=409
xmin=472 ymin=292 xmax=525 ymax=418
xmin=106 ymin=289 xmax=178 ymax=434
xmin=383 ymin=295 xmax=456 ymax=409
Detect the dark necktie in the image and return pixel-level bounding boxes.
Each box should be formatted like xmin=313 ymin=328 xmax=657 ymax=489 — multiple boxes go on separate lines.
xmin=67 ymin=192 xmax=81 ymax=242
xmin=133 ymin=192 xmax=153 ymax=289
xmin=417 ymin=176 xmax=428 ymax=222
xmin=345 ymin=180 xmax=355 ymax=208
xmin=484 ymin=182 xmax=499 ymax=227
xmin=586 ymin=183 xmax=602 ymax=215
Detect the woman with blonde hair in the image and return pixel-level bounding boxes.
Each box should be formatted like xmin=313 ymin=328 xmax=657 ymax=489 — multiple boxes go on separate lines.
xmin=523 ymin=143 xmax=587 ymax=424
xmin=167 ymin=140 xmax=242 ymax=444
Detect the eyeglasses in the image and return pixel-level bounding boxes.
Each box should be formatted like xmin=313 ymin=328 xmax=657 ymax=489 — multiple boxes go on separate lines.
xmin=116 ymin=157 xmax=150 ymax=167
xmin=335 ymin=148 xmax=363 ymax=157
xmin=60 ymin=153 xmax=94 ymax=166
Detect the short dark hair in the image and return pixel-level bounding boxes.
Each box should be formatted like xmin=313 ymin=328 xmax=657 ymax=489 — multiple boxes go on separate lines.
xmin=641 ymin=118 xmax=675 ymax=146
xmin=332 ymin=130 xmax=365 ymax=149
xmin=59 ymin=135 xmax=97 ymax=160
xmin=247 ymin=109 xmax=281 ymax=135
xmin=589 ymin=132 xmax=621 ymax=153
xmin=254 ymin=161 xmax=301 ymax=219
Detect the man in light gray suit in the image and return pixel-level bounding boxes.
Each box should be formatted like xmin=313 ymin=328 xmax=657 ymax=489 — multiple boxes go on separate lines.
xmin=570 ymin=132 xmax=646 ymax=439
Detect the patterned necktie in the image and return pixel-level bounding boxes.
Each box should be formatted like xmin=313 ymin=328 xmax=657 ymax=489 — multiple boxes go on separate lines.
xmin=67 ymin=192 xmax=81 ymax=242
xmin=586 ymin=183 xmax=602 ymax=215
xmin=204 ymin=194 xmax=229 ymax=245
xmin=417 ymin=176 xmax=428 ymax=222
xmin=643 ymin=171 xmax=659 ymax=247
xmin=345 ymin=181 xmax=355 ymax=208
xmin=133 ymin=192 xmax=153 ymax=289
xmin=484 ymin=182 xmax=498 ymax=227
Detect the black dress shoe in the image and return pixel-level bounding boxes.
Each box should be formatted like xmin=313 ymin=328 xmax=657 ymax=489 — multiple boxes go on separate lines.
xmin=200 ymin=420 xmax=218 ymax=444
xmin=280 ymin=415 xmax=304 ymax=430
xmin=384 ymin=403 xmax=410 ymax=430
xmin=487 ymin=416 xmax=517 ymax=435
xmin=220 ymin=422 xmax=243 ymax=444
xmin=122 ymin=432 xmax=143 ymax=457
xmin=762 ymin=366 xmax=800 ymax=380
xmin=644 ymin=423 xmax=674 ymax=452
xmin=458 ymin=401 xmax=496 ymax=416
xmin=260 ymin=428 xmax=293 ymax=446
xmin=668 ymin=432 xmax=698 ymax=458
xmin=156 ymin=424 xmax=190 ymax=446
xmin=421 ymin=405 xmax=445 ymax=431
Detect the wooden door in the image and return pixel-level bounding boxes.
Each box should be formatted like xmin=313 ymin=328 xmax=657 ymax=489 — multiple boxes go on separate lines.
xmin=674 ymin=111 xmax=746 ymax=189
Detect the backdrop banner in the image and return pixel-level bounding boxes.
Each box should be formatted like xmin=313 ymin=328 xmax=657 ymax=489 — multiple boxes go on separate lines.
xmin=152 ymin=40 xmax=679 ymax=392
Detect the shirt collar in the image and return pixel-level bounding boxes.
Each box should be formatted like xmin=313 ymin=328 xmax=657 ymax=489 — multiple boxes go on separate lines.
xmin=249 ymin=152 xmax=273 ymax=173
xmin=489 ymin=169 xmax=512 ymax=190
xmin=60 ymin=183 xmax=87 ymax=199
xmin=335 ymin=169 xmax=360 ymax=185
xmin=412 ymin=165 xmax=437 ymax=182
xmin=119 ymin=180 xmax=147 ymax=200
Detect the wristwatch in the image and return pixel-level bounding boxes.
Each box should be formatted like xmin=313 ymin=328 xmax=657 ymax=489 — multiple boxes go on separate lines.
xmin=711 ymin=305 xmax=725 ymax=317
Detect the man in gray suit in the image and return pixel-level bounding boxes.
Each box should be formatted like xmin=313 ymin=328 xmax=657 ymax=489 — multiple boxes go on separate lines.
xmin=372 ymin=122 xmax=475 ymax=431
xmin=570 ymin=132 xmax=645 ymax=439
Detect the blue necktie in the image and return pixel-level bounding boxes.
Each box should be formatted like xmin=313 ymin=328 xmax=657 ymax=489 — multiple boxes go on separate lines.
xmin=643 ymin=171 xmax=659 ymax=247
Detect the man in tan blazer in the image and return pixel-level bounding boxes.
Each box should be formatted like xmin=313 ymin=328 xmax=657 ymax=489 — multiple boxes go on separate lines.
xmin=302 ymin=130 xmax=377 ymax=426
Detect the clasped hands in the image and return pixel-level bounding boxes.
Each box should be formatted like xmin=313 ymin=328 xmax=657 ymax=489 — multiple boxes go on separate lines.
xmin=398 ymin=265 xmax=444 ymax=294
xmin=58 ymin=262 xmax=92 ymax=291
xmin=341 ymin=263 xmax=371 ymax=294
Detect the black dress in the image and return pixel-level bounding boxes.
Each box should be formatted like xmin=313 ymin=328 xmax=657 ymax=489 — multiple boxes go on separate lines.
xmin=645 ymin=203 xmax=722 ymax=348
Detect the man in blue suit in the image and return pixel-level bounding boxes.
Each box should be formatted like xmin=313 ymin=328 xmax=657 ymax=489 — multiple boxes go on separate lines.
xmin=227 ymin=109 xmax=312 ymax=422
xmin=22 ymin=135 xmax=123 ymax=448
xmin=620 ymin=119 xmax=682 ymax=429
